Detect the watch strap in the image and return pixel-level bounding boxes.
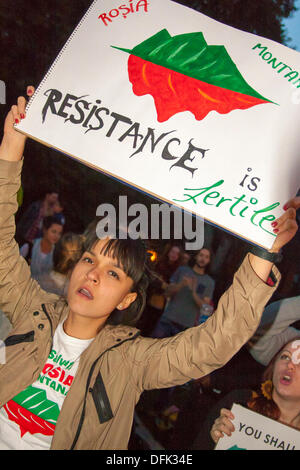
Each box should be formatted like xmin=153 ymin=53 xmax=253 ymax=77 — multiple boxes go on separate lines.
xmin=249 ymin=246 xmax=283 ymax=264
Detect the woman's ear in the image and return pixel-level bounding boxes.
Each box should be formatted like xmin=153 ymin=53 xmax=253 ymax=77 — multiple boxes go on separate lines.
xmin=117 ymin=292 xmax=137 ymax=311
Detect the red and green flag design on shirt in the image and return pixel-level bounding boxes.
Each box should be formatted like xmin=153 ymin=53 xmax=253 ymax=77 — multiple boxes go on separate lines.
xmin=112 ymin=29 xmax=274 ymax=122
xmin=4 ymin=385 xmax=59 ymax=437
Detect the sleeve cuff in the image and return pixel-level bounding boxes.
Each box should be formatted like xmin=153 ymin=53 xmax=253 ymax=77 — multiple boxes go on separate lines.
xmin=240 ymin=253 xmax=281 ymax=290
xmin=0 ymin=158 xmax=23 ymax=179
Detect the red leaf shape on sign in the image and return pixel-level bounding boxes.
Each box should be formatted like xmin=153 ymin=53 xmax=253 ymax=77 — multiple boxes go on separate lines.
xmin=4 ymin=401 xmax=56 ymax=437
xmin=127 ymin=55 xmax=269 ymax=122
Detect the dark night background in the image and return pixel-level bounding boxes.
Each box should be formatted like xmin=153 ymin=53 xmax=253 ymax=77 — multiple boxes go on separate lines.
xmin=0 ymin=0 xmax=299 ymax=304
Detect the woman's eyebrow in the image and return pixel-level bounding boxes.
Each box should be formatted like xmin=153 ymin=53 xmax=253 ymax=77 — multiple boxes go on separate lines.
xmin=92 ymin=248 xmax=125 ymax=271
xmin=281 ymin=349 xmax=292 ymax=355
xmin=112 ymin=261 xmax=125 ymax=272
xmin=86 ymin=249 xmax=96 ymax=256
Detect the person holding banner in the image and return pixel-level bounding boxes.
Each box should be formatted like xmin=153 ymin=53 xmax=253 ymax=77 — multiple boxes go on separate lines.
xmin=0 ymin=88 xmax=298 ymax=450
xmin=195 ymin=338 xmax=300 ymax=450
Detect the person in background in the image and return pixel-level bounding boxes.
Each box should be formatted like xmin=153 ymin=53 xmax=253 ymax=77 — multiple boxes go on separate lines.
xmin=181 ymin=251 xmax=191 ymax=266
xmin=152 ymin=247 xmax=215 ymax=338
xmin=20 ymin=215 xmax=63 ymax=280
xmin=193 ymin=338 xmax=300 ymax=449
xmin=52 ymin=199 xmax=66 ymax=226
xmin=37 ymin=232 xmax=84 ymax=297
xmin=137 ymin=243 xmax=183 ymax=336
xmin=16 ymin=187 xmax=59 ymax=245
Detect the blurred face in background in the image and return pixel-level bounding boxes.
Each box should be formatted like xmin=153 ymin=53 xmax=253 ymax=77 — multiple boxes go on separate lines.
xmin=45 ymin=192 xmax=59 ymax=205
xmin=195 ymin=248 xmax=211 ymax=269
xmin=43 ymin=223 xmax=63 ymax=245
xmin=53 ymin=201 xmax=63 ymax=214
xmin=167 ymin=246 xmax=181 ymax=263
xmin=182 ymin=252 xmax=191 ymax=265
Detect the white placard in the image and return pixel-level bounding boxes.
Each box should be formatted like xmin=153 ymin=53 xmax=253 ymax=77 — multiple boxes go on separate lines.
xmin=215 ymin=404 xmax=300 ymax=450
xmin=15 ymin=0 xmax=300 ymax=248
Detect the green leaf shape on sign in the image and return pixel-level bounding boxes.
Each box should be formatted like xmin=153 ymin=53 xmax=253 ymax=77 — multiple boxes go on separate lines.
xmin=227 ymin=444 xmax=247 ymax=450
xmin=112 ymin=29 xmax=273 ymax=102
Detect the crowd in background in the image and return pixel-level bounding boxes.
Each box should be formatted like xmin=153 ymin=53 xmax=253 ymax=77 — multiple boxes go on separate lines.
xmin=1 ymin=188 xmax=300 ymax=450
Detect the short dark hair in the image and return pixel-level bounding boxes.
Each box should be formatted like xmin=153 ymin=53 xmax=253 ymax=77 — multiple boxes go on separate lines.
xmin=42 ymin=216 xmax=63 ymax=231
xmin=82 ymin=219 xmax=154 ymax=326
xmin=190 ymin=246 xmax=214 ymax=269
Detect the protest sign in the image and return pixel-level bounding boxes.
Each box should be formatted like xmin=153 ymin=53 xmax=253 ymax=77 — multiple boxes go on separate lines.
xmin=215 ymin=404 xmax=300 ymax=450
xmin=15 ymin=0 xmax=300 ymax=248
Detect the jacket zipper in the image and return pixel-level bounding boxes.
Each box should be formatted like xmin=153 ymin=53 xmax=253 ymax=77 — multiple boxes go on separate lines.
xmin=4 ymin=331 xmax=34 ymax=346
xmin=69 ymin=331 xmax=140 ymax=450
xmin=91 ymin=371 xmax=113 ymax=423
xmin=4 ymin=303 xmax=54 ymax=347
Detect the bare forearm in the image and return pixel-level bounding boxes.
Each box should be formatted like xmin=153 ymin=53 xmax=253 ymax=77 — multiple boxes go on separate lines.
xmin=0 ymin=134 xmax=25 ymax=162
xmin=248 ymin=254 xmax=273 ymax=283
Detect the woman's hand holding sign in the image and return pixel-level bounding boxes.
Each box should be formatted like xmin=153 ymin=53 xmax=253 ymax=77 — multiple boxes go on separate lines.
xmin=0 ymin=86 xmax=34 ymax=162
xmin=210 ymin=408 xmax=235 ymax=444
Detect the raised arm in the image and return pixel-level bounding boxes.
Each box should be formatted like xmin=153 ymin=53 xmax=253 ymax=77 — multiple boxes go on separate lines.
xmin=130 ymin=205 xmax=298 ymax=391
xmin=0 ymin=87 xmax=55 ymax=325
xmin=0 ymin=87 xmax=33 ymax=162
xmin=248 ymin=200 xmax=297 ymax=282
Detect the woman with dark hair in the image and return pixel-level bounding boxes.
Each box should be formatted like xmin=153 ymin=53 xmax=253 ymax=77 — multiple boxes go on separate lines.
xmin=20 ymin=215 xmax=63 ymax=279
xmin=0 ymin=88 xmax=298 ymax=450
xmin=193 ymin=338 xmax=300 ymax=449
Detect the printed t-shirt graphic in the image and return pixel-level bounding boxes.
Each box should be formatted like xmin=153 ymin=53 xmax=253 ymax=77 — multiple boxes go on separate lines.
xmin=3 ymin=385 xmax=59 ymax=438
xmin=113 ymin=29 xmax=273 ymax=122
xmin=0 ymin=322 xmax=93 ymax=449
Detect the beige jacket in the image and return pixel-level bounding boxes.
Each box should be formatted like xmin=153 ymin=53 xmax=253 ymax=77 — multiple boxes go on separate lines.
xmin=0 ymin=159 xmax=280 ymax=450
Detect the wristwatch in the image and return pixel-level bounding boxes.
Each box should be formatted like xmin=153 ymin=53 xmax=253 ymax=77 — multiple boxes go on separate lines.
xmin=249 ymin=245 xmax=283 ymax=264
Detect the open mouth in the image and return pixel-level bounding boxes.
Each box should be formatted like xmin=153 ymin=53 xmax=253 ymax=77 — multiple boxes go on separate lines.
xmin=280 ymin=375 xmax=292 ymax=385
xmin=77 ymin=287 xmax=93 ymax=300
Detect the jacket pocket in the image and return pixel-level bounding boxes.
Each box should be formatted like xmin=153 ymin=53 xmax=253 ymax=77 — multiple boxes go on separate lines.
xmin=4 ymin=330 xmax=35 ymax=346
xmin=90 ymin=372 xmax=114 ymax=424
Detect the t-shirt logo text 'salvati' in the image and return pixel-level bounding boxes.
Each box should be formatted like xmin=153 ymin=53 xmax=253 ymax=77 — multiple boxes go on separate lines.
xmin=113 ymin=29 xmax=274 ymax=122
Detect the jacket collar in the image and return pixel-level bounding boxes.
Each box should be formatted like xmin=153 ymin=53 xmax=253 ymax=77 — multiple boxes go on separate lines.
xmin=44 ymin=301 xmax=140 ymax=349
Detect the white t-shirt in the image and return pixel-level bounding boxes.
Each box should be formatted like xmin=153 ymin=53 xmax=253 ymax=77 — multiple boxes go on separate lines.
xmin=0 ymin=321 xmax=94 ymax=450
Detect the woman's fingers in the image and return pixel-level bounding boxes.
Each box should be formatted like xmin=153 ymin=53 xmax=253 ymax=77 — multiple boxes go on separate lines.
xmin=283 ymin=196 xmax=300 ymax=212
xmin=211 ymin=418 xmax=234 ymax=443
xmin=8 ymin=86 xmax=35 ymax=127
xmin=271 ymin=207 xmax=298 ymax=252
xmin=10 ymin=105 xmax=21 ymax=124
xmin=27 ymin=85 xmax=35 ymax=96
xmin=210 ymin=409 xmax=235 ymax=444
xmin=17 ymin=96 xmax=27 ymax=120
xmin=220 ymin=408 xmax=234 ymax=419
xmin=211 ymin=427 xmax=224 ymax=443
xmin=273 ymin=207 xmax=296 ymax=230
